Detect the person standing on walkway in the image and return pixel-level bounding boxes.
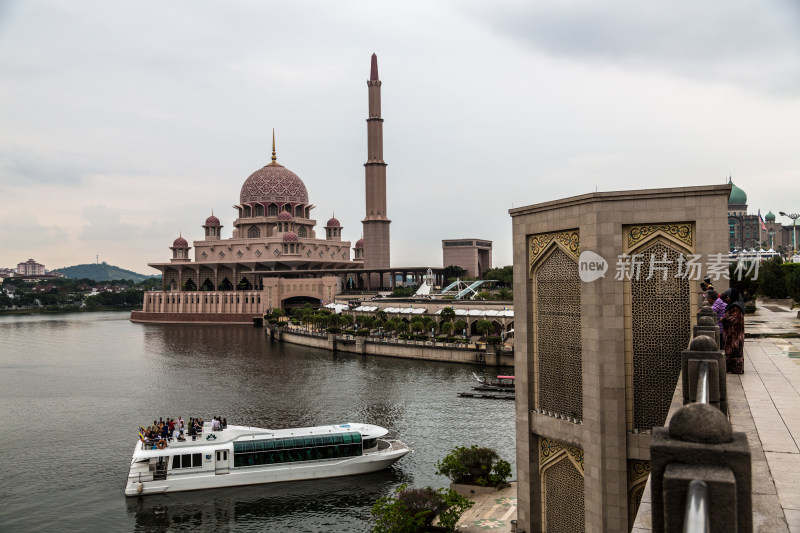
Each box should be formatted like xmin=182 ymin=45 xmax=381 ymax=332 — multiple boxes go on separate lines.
xmin=721 ymin=288 xmax=745 ymax=374
xmin=708 ymin=290 xmax=726 ymax=340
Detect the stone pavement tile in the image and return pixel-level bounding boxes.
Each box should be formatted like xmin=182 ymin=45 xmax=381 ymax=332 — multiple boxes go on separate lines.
xmin=756 ymin=517 xmax=791 ymax=533
xmin=775 ymin=484 xmax=800 ymax=512
xmin=786 ymin=509 xmax=800 ymax=526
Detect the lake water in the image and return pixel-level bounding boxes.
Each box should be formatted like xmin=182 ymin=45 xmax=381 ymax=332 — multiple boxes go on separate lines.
xmin=0 ymin=312 xmax=515 ymax=532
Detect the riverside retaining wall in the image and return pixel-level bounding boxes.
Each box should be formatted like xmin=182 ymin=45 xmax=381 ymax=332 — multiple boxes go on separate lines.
xmin=272 ymin=328 xmax=514 ymax=367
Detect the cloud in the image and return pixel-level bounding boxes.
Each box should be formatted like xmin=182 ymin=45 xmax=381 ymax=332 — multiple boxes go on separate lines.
xmin=468 ymin=0 xmax=800 ymax=95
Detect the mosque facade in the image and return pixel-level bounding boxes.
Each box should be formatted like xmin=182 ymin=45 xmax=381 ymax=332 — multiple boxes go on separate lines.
xmin=131 ymin=55 xmax=401 ymax=324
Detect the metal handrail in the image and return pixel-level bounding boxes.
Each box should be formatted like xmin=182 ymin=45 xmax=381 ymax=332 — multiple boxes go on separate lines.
xmin=696 ymin=361 xmax=709 ymax=405
xmin=683 ymin=362 xmax=711 ymax=532
xmin=683 ymin=480 xmax=710 ymax=533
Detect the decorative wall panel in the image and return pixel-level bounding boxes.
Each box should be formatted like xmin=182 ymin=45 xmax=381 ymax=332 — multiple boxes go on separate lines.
xmin=540 ymin=438 xmax=584 ymax=472
xmin=536 ymin=247 xmax=582 ymax=420
xmin=631 ymin=240 xmax=690 ymax=430
xmin=626 ymin=223 xmax=693 ymax=250
xmin=528 ymin=230 xmax=580 ymax=270
xmin=543 ymin=456 xmax=585 ymax=533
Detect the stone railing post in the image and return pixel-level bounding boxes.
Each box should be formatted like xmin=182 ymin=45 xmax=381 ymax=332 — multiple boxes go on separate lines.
xmin=327 ymin=333 xmax=337 ymax=352
xmin=693 ymin=315 xmax=720 ymax=349
xmin=697 ymin=305 xmax=717 ymax=322
xmin=650 ymin=403 xmax=751 ymax=533
xmin=682 ymin=336 xmax=727 ymax=413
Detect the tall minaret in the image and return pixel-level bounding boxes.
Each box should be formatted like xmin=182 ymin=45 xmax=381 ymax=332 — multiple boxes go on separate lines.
xmin=362 ymin=53 xmax=391 ymax=284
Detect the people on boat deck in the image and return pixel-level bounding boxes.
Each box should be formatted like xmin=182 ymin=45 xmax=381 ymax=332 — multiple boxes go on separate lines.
xmin=140 ymin=416 xmax=229 ymax=446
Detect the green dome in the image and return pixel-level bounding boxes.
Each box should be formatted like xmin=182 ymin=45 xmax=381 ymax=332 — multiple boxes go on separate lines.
xmin=765 ymin=211 xmax=776 ymax=222
xmin=728 ymin=180 xmax=747 ymax=205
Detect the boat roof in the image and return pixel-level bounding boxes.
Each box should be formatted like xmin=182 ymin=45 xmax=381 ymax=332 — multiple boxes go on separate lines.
xmin=132 ymin=423 xmax=387 ymax=459
xmin=496 ymin=375 xmax=515 ymax=379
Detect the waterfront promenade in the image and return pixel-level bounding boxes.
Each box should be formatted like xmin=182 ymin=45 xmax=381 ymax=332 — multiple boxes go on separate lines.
xmin=635 ymin=301 xmax=800 ymax=532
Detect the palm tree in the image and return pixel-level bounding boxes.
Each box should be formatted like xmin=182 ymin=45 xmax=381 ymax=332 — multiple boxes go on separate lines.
xmin=439 ymin=307 xmax=456 ymax=322
xmin=476 ymin=319 xmax=493 ymax=338
xmin=440 ymin=321 xmax=454 ymax=337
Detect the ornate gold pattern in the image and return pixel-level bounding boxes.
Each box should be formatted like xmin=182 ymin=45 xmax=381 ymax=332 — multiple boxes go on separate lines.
xmin=544 ymin=457 xmax=585 ymax=533
xmin=528 ymin=230 xmax=580 ymax=269
xmin=628 ymin=460 xmax=651 ymax=484
xmin=626 ymin=223 xmax=693 ymax=250
xmin=540 ymin=437 xmax=584 ymax=472
xmin=536 ymin=248 xmax=582 ymax=420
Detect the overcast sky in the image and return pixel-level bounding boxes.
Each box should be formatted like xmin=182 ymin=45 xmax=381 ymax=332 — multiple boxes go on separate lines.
xmin=1 ymin=0 xmax=799 ymax=274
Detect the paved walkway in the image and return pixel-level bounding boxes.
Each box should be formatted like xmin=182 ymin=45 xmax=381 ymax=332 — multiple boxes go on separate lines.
xmin=454 ymin=482 xmax=517 ymax=532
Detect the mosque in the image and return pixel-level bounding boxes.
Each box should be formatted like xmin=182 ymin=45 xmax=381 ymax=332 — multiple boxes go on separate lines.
xmin=131 ymin=55 xmax=445 ymax=324
xmin=727 ymin=178 xmax=798 ymax=253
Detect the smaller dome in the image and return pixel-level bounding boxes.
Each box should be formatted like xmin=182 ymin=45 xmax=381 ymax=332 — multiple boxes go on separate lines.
xmin=172 ymin=236 xmax=188 ymax=248
xmin=277 ymin=210 xmax=293 ymax=221
xmin=728 ymin=180 xmax=747 ymax=205
xmin=765 ymin=211 xmax=776 ymax=222
xmin=326 ymin=217 xmax=341 ymax=227
xmin=205 ymin=214 xmax=220 ymax=226
xmin=355 ymin=238 xmax=364 ymax=249
xmin=283 ymin=232 xmax=298 ymax=242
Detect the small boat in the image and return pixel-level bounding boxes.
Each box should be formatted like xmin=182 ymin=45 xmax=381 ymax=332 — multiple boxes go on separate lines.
xmin=125 ymin=422 xmax=410 ymax=496
xmin=472 ymin=372 xmax=515 ymax=392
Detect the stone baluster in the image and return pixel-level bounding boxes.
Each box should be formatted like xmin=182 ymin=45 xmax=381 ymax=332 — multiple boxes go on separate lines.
xmin=650 ymin=402 xmax=751 ymax=533
xmin=681 ymin=335 xmax=727 ymax=414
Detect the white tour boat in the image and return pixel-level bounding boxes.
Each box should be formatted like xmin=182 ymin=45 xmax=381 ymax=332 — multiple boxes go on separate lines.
xmin=125 ymin=422 xmax=411 ymax=496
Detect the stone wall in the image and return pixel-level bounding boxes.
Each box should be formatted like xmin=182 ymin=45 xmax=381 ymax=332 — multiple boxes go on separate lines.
xmin=130 ymin=311 xmax=256 ymax=325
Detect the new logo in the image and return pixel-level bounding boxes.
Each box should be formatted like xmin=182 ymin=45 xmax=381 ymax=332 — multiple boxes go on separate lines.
xmin=579 ymin=251 xmax=608 ymax=282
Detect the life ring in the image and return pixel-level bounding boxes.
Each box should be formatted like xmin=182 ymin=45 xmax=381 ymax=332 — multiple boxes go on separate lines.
xmin=157 ymin=439 xmax=167 ymax=450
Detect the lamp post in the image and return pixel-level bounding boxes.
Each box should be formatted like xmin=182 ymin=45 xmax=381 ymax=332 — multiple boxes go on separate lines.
xmin=779 ymin=212 xmax=799 ymax=256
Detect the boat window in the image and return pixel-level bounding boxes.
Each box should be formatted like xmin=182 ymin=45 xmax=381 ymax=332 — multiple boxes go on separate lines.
xmin=264 ymin=440 xmax=275 ymax=450
xmin=172 ymin=455 xmax=181 ymax=469
xmin=342 ymin=433 xmax=352 ymax=444
xmin=254 ymin=441 xmax=266 ymax=452
xmin=332 ymin=434 xmax=343 ymax=444
xmin=322 ymin=435 xmax=333 ymax=445
xmin=303 ymin=436 xmax=314 ymax=447
xmin=243 ymin=442 xmax=255 ymax=453
xmin=193 ymin=453 xmax=202 ymax=467
xmin=313 ymin=436 xmax=323 ymax=446
xmin=351 ymin=433 xmax=362 ymax=443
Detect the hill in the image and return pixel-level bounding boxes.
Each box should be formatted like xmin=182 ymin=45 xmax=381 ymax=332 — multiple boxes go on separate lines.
xmin=52 ymin=263 xmax=157 ymax=283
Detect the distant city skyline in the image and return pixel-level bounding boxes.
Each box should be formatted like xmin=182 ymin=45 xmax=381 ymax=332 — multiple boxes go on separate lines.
xmin=1 ymin=1 xmax=799 ymax=274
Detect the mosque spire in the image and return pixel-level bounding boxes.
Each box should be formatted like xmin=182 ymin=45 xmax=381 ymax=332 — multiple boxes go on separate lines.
xmin=370 ymin=53 xmax=379 ymax=81
xmin=269 ymin=128 xmax=278 ymax=165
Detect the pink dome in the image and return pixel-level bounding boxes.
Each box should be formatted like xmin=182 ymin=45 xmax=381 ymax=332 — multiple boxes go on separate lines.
xmin=172 ymin=236 xmax=189 ymax=248
xmin=240 ymin=163 xmax=308 ymax=205
xmin=355 ymin=238 xmax=364 ymax=248
xmin=277 ymin=210 xmax=293 ymax=221
xmin=283 ymin=232 xmax=298 ymax=242
xmin=326 ymin=217 xmax=341 ymax=227
xmin=204 ymin=214 xmax=220 ymax=226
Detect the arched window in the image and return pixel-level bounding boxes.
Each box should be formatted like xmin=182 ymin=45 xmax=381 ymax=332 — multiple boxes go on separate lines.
xmin=248 ymin=226 xmax=261 ymax=238
xmin=243 ymin=205 xmax=252 ymax=217
xmin=255 ymin=204 xmax=264 ymax=217
xmin=281 ymin=204 xmax=291 ymax=213
xmin=297 ymin=226 xmax=307 ymax=238
xmin=295 ymin=205 xmax=303 ymax=217
xmin=268 ymin=203 xmax=278 ymax=217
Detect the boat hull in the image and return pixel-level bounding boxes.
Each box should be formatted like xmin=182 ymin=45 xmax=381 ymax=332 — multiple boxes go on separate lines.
xmin=125 ymin=444 xmax=409 ymax=496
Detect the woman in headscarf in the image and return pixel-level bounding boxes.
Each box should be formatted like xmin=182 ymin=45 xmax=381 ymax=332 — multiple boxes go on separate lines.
xmin=720 ymin=288 xmax=745 ymax=374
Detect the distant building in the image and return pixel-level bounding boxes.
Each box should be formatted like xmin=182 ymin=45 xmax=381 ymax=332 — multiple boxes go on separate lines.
xmin=17 ymin=259 xmax=45 ymax=276
xmin=728 ymin=179 xmax=797 ymax=252
xmin=442 ymin=239 xmax=492 ymax=277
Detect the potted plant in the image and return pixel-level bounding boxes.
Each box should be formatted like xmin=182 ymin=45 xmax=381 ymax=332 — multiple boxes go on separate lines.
xmin=435 ymin=445 xmax=511 ymax=498
xmin=371 ymin=484 xmax=472 ymax=533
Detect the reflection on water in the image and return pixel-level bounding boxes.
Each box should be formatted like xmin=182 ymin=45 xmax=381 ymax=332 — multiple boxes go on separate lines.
xmin=0 ymin=312 xmax=514 ymax=532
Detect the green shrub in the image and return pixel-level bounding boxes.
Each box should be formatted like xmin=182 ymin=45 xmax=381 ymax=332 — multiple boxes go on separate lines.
xmin=786 ymin=267 xmax=800 ymax=303
xmin=355 ymin=329 xmax=370 ymax=336
xmin=486 ymin=336 xmax=502 ymax=345
xmin=326 ymin=327 xmax=341 ymax=334
xmin=759 ymin=258 xmax=788 ymax=298
xmin=435 ymin=445 xmax=512 ymax=487
xmin=371 ymin=484 xmax=473 ymax=533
